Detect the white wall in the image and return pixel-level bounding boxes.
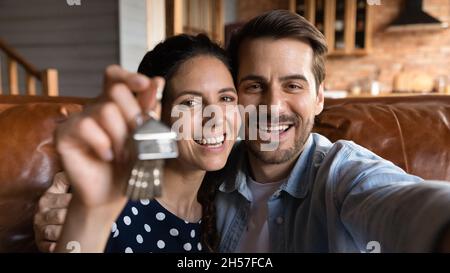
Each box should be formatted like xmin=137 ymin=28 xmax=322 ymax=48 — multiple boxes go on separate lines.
xmin=118 ymin=0 xmax=148 ymax=72
xmin=147 ymin=0 xmax=166 ymax=50
xmin=224 ymin=0 xmax=237 ymax=25
xmin=0 ymin=0 xmax=120 ymax=97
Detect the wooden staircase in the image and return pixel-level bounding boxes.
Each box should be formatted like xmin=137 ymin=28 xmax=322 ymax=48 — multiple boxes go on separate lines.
xmin=0 ymin=39 xmax=58 ymax=96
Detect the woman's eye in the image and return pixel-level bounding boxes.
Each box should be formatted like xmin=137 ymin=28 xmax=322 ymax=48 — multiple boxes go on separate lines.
xmin=180 ymin=99 xmax=199 ymax=107
xmin=221 ymin=96 xmax=235 ymax=102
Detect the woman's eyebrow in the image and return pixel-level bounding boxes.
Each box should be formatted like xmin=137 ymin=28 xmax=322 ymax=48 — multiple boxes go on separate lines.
xmin=218 ymin=88 xmax=237 ymax=94
xmin=174 ymin=88 xmax=236 ymax=99
xmin=174 ymin=90 xmax=203 ymax=99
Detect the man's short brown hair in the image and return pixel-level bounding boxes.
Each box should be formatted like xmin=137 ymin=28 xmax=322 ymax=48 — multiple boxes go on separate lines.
xmin=227 ymin=9 xmax=328 ymax=91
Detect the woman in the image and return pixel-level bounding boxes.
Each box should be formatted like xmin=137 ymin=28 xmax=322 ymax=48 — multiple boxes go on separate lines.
xmin=55 ymin=34 xmax=240 ymax=253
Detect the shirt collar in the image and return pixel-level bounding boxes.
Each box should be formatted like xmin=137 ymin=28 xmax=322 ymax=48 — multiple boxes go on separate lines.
xmin=218 ymin=134 xmax=315 ymax=199
xmin=281 ymin=134 xmax=314 ymax=198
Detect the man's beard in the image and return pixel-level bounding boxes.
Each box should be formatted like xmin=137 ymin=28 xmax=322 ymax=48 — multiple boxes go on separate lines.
xmin=245 ymin=115 xmax=314 ymax=165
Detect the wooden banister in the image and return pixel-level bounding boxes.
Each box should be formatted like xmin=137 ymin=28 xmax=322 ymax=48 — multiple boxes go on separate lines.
xmin=0 ymin=38 xmax=58 ymax=96
xmin=0 ymin=39 xmax=40 ymax=78
xmin=0 ymin=55 xmax=2 ymax=95
xmin=26 ymin=73 xmax=36 ymax=96
xmin=42 ymin=69 xmax=58 ymax=96
xmin=8 ymin=58 xmax=19 ymax=95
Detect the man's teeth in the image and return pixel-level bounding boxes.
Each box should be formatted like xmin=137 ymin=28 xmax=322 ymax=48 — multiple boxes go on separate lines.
xmin=259 ymin=125 xmax=290 ymax=132
xmin=195 ymin=134 xmax=225 ymax=145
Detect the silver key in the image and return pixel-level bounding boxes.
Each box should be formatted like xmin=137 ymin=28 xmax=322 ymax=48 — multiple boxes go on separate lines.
xmin=125 ymin=113 xmax=178 ymax=201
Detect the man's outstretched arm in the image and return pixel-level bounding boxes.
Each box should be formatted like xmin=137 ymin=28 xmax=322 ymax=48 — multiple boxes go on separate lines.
xmin=333 ymin=143 xmax=450 ymax=252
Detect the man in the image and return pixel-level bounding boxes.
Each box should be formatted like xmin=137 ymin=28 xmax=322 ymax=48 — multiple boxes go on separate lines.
xmin=34 ymin=10 xmax=450 ymax=253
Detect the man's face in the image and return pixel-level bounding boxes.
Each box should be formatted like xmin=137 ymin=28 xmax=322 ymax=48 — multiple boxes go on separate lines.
xmin=237 ymin=38 xmax=324 ymax=164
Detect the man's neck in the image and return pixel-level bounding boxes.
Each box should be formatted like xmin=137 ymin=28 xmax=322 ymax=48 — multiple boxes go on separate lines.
xmin=247 ymin=150 xmax=301 ymax=183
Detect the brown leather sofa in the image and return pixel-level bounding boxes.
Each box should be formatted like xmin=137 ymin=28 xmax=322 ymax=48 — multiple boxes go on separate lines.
xmin=0 ymin=94 xmax=449 ymax=252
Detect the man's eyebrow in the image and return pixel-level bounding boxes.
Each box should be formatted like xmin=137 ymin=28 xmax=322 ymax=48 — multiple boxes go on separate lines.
xmin=238 ymin=75 xmax=267 ymax=85
xmin=279 ymin=74 xmax=308 ymax=82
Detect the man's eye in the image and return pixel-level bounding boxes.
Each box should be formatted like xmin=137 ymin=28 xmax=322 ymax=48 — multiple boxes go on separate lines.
xmin=286 ymin=83 xmax=305 ymax=91
xmin=247 ymin=83 xmax=262 ymax=92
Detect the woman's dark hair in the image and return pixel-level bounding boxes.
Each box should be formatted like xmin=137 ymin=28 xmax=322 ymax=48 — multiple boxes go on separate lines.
xmin=138 ymin=33 xmax=231 ymax=109
xmin=137 ymin=33 xmax=228 ymax=252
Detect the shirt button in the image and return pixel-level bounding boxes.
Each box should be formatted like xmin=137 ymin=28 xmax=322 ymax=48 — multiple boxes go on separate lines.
xmin=276 ymin=216 xmax=284 ymax=225
xmin=273 ymin=190 xmax=281 ymax=198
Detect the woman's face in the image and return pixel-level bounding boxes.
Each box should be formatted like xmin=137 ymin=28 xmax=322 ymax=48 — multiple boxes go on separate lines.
xmin=163 ymin=55 xmax=240 ymax=171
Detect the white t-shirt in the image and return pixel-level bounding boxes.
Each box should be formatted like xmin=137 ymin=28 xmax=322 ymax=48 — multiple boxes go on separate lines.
xmin=235 ymin=176 xmax=286 ymax=253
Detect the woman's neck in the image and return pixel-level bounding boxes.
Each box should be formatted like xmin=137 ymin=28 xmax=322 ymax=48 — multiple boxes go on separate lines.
xmin=155 ymin=159 xmax=205 ymax=223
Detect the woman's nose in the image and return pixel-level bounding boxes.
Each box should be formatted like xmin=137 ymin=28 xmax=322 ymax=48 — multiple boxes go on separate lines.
xmin=202 ymin=105 xmax=226 ymax=134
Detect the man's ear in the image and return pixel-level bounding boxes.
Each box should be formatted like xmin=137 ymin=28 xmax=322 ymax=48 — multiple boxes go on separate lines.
xmin=314 ymin=82 xmax=325 ymax=116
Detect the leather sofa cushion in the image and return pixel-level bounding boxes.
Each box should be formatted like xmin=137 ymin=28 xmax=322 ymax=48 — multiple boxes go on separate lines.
xmin=315 ymin=95 xmax=450 ymax=181
xmin=0 ymin=102 xmax=82 ymax=252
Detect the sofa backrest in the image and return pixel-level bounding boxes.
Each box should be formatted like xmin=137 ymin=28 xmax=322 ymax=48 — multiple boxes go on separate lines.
xmin=314 ymin=95 xmax=450 ymax=181
xmin=0 ymin=96 xmax=86 ymax=252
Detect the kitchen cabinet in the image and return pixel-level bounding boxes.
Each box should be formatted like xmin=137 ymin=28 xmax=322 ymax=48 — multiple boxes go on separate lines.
xmin=290 ymin=0 xmax=373 ymax=56
xmin=166 ymin=0 xmax=224 ymax=43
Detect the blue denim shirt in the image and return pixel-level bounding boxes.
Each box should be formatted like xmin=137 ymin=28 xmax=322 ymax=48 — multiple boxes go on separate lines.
xmin=209 ymin=133 xmax=450 ymax=252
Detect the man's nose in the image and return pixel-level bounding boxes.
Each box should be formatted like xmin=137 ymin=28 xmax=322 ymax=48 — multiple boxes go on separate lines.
xmin=262 ymin=86 xmax=288 ymax=115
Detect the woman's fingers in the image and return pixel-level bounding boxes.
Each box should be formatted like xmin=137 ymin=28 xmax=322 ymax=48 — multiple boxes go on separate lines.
xmin=102 ymin=65 xmax=165 ymax=122
xmin=58 ymin=99 xmax=131 ymax=165
xmin=57 ymin=115 xmax=114 ymax=162
xmin=107 ymin=83 xmax=142 ymax=130
xmin=57 ymin=65 xmax=165 ymax=165
xmin=103 ymin=65 xmax=150 ymax=96
xmin=137 ymin=76 xmax=165 ymax=114
xmin=85 ymin=102 xmax=128 ymax=160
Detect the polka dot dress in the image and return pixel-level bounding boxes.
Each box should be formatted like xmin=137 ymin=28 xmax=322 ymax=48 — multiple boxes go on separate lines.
xmin=105 ymin=199 xmax=204 ymax=253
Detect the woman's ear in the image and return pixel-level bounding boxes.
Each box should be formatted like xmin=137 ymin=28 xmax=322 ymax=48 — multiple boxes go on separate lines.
xmin=314 ymin=82 xmax=325 ymax=116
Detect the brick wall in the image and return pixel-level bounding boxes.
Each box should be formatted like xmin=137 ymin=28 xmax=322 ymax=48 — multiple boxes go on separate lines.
xmin=237 ymin=0 xmax=450 ymax=92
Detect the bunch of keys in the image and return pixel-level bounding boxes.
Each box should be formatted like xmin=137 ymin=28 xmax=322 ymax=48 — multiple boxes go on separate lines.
xmin=125 ymin=112 xmax=178 ymax=201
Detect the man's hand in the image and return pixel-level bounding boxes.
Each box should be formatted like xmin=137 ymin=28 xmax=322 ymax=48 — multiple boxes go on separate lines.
xmin=34 ymin=172 xmax=72 ymax=252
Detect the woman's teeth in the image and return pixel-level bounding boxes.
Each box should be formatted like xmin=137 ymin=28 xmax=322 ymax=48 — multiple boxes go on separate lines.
xmin=195 ymin=134 xmax=225 ymax=146
xmin=259 ymin=124 xmax=290 ymax=133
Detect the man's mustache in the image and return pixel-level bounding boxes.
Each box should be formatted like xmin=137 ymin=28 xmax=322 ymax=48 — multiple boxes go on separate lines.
xmin=257 ymin=114 xmax=301 ymax=127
